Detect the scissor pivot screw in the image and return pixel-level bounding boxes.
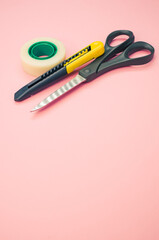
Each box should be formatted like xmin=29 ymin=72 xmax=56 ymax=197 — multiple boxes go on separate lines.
xmin=84 ymin=69 xmax=91 ymax=73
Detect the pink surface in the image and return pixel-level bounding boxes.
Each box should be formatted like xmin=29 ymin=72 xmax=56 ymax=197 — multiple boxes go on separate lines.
xmin=0 ymin=0 xmax=159 ymax=239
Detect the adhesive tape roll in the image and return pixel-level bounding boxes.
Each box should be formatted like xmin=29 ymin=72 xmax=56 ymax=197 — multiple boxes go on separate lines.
xmin=20 ymin=37 xmax=66 ymax=76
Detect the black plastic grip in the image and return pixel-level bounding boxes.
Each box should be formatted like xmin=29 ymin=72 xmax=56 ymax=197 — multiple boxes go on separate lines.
xmin=97 ymin=41 xmax=154 ymax=74
xmin=123 ymin=41 xmax=154 ymax=65
xmin=79 ymin=30 xmax=154 ymax=82
xmin=14 ymin=66 xmax=67 ymax=101
xmin=105 ymin=30 xmax=134 ymax=52
xmin=79 ymin=30 xmax=134 ymax=80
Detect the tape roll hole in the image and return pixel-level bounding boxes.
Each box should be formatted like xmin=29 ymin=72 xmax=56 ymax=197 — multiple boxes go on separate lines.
xmin=28 ymin=41 xmax=57 ymax=60
xmin=21 ymin=37 xmax=65 ymax=76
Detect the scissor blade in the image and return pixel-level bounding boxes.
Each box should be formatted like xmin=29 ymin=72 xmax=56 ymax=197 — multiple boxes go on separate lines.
xmin=31 ymin=74 xmax=86 ymax=112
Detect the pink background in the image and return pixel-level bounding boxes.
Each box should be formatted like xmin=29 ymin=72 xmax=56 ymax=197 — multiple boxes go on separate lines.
xmin=0 ymin=0 xmax=159 ymax=239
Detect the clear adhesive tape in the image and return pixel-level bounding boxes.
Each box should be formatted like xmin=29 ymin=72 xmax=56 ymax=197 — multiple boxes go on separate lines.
xmin=20 ymin=37 xmax=66 ymax=76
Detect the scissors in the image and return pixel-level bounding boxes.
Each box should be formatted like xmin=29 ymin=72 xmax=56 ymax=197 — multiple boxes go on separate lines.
xmin=31 ymin=30 xmax=154 ymax=112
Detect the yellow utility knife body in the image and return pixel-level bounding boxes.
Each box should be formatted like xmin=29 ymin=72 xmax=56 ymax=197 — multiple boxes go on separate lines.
xmin=14 ymin=41 xmax=105 ymax=101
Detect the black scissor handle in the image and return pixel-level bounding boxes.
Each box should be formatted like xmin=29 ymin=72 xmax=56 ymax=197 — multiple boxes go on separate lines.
xmin=96 ymin=30 xmax=135 ymax=69
xmin=122 ymin=41 xmax=154 ymax=65
xmin=97 ymin=41 xmax=155 ymax=75
xmin=79 ymin=30 xmax=135 ymax=81
xmin=79 ymin=37 xmax=154 ymax=82
xmin=105 ymin=30 xmax=134 ymax=54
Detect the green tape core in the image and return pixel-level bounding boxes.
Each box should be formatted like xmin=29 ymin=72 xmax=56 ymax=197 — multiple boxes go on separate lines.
xmin=28 ymin=41 xmax=57 ymax=60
